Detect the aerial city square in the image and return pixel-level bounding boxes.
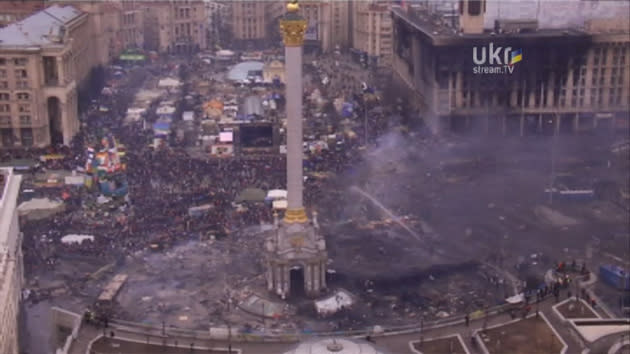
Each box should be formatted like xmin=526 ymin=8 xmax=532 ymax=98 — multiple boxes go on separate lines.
xmin=0 ymin=0 xmax=628 ymax=353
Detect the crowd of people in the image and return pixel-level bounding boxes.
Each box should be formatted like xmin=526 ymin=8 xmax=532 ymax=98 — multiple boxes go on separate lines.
xmin=12 ymin=51 xmax=397 ymax=282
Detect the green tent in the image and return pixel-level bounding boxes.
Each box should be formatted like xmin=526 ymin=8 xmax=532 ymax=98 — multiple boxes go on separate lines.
xmin=120 ymin=54 xmax=146 ymax=61
xmin=236 ymin=188 xmax=266 ymax=202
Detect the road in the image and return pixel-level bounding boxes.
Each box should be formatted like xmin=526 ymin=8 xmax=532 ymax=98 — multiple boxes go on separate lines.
xmin=73 ymin=287 xmax=591 ymax=354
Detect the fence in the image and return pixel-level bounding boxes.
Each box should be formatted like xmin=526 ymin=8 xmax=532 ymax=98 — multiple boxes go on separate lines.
xmin=52 ymin=307 xmax=83 ymax=354
xmin=103 ymin=302 xmax=517 ymax=344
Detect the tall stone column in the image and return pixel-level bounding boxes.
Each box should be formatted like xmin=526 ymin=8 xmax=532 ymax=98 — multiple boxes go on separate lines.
xmin=283 ymin=265 xmax=291 ymax=295
xmin=267 ymin=263 xmax=274 ymax=291
xmin=285 ymin=45 xmax=304 ymax=210
xmin=320 ymin=262 xmax=327 ymax=289
xmin=313 ymin=263 xmax=320 ymax=292
xmin=303 ymin=264 xmax=310 ymax=293
xmin=281 ymin=1 xmax=309 ymax=224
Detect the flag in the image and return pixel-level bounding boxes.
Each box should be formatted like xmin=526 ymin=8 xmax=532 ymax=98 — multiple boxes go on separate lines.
xmin=510 ymin=49 xmax=522 ymax=65
xmin=86 ymin=147 xmax=95 ymax=173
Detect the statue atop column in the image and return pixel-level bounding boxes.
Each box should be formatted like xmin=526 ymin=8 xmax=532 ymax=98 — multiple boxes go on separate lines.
xmin=264 ymin=0 xmax=327 ymax=299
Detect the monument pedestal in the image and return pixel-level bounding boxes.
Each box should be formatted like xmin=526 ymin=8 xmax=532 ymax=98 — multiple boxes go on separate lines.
xmin=265 ymin=212 xmax=327 ymax=298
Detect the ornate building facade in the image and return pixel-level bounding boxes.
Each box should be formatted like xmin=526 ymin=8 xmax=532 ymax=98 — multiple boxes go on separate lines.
xmin=0 ymin=5 xmax=88 ymax=147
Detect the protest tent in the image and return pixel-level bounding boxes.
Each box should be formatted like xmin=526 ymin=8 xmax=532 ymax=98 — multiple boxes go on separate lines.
xmin=236 ymin=188 xmax=266 ymax=202
xmin=158 ymin=78 xmax=182 ymax=88
xmin=266 ymin=189 xmax=287 ymax=200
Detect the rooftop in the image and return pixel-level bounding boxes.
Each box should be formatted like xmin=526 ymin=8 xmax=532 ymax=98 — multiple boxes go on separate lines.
xmin=391 ymin=5 xmax=589 ymax=45
xmin=0 ymin=4 xmax=83 ymax=48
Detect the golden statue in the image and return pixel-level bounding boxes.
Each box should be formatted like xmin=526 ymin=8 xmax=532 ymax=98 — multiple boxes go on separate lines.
xmin=280 ymin=0 xmax=307 ymax=47
xmin=287 ymin=0 xmax=299 ymax=13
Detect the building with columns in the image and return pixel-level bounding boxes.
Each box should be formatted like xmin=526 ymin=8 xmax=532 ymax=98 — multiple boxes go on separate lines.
xmin=229 ymin=1 xmax=270 ymax=45
xmin=52 ymin=1 xmax=127 ymax=65
xmin=0 ymin=0 xmax=46 ymax=28
xmin=265 ymin=0 xmax=327 ymax=299
xmin=298 ymin=1 xmax=350 ymax=53
xmin=143 ymin=0 xmax=207 ymax=54
xmin=120 ymin=1 xmax=144 ymax=51
xmin=352 ymin=0 xmax=393 ymax=67
xmin=0 ymin=5 xmax=90 ymax=148
xmin=391 ymin=0 xmax=630 ymax=136
xmin=0 ymin=168 xmax=24 ymax=354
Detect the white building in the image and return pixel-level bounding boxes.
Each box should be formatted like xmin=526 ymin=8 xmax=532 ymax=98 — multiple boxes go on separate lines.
xmin=0 ymin=168 xmax=24 ymax=354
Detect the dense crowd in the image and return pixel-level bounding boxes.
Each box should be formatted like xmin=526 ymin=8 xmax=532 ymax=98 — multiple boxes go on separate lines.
xmin=11 ymin=52 xmax=394 ymax=281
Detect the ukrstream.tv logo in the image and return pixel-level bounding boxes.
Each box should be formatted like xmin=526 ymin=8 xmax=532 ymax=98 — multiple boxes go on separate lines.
xmin=472 ymin=43 xmax=522 ymax=74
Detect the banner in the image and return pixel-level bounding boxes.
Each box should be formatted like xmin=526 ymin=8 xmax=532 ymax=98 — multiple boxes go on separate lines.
xmin=305 ymin=23 xmax=318 ymax=41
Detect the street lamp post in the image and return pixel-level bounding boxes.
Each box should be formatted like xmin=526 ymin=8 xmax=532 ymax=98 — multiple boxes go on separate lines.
xmin=420 ymin=316 xmax=424 ymax=346
xmin=548 ymin=111 xmax=559 ymax=205
xmin=226 ymin=292 xmax=233 ymax=354
xmin=364 ymin=102 xmax=368 ymax=147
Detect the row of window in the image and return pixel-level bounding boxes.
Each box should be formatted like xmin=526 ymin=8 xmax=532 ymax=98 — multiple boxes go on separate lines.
xmin=592 ymin=46 xmax=628 ymax=67
xmin=0 ymin=92 xmax=31 ymax=101
xmin=0 ymin=128 xmax=34 ymax=147
xmin=123 ymin=13 xmax=136 ymax=25
xmin=175 ymin=7 xmax=196 ymax=19
xmin=0 ymin=115 xmax=32 ymax=125
xmin=0 ymin=69 xmax=28 ymax=79
xmin=0 ymin=58 xmax=28 ymax=66
xmin=459 ymin=88 xmax=624 ymax=109
xmin=0 ymin=103 xmax=31 ymax=113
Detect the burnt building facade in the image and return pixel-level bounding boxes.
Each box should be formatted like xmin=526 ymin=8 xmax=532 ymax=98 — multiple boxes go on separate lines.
xmin=391 ymin=1 xmax=630 ymax=136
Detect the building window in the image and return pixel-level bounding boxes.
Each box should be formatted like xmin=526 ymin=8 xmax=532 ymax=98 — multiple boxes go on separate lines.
xmin=0 ymin=104 xmax=9 ymax=112
xmin=13 ymin=58 xmax=27 ymax=66
xmin=0 ymin=58 xmax=6 ymax=66
xmin=15 ymin=69 xmax=28 ymax=78
xmin=468 ymin=0 xmax=482 ymax=15
xmin=21 ymin=128 xmax=33 ymax=146
xmin=0 ymin=69 xmax=6 ymax=78
xmin=19 ymin=115 xmax=31 ymax=125
xmin=18 ymin=104 xmax=30 ymax=113
xmin=0 ymin=116 xmax=10 ymax=125
xmin=0 ymin=93 xmax=9 ymax=101
xmin=17 ymin=92 xmax=30 ymax=100
xmin=0 ymin=81 xmax=7 ymax=89
xmin=16 ymin=80 xmax=29 ymax=89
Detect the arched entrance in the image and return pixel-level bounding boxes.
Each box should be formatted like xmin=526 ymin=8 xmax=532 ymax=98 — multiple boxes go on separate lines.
xmin=289 ymin=265 xmax=305 ymax=298
xmin=47 ymin=97 xmax=63 ymax=145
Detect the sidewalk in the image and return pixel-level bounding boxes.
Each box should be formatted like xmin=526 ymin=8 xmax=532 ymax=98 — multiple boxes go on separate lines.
xmin=374 ymin=288 xmax=584 ymax=354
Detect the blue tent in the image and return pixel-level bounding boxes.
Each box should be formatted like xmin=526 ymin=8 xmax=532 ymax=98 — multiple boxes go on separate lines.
xmin=341 ymin=102 xmax=354 ymax=118
xmin=153 ymin=121 xmax=171 ymax=137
